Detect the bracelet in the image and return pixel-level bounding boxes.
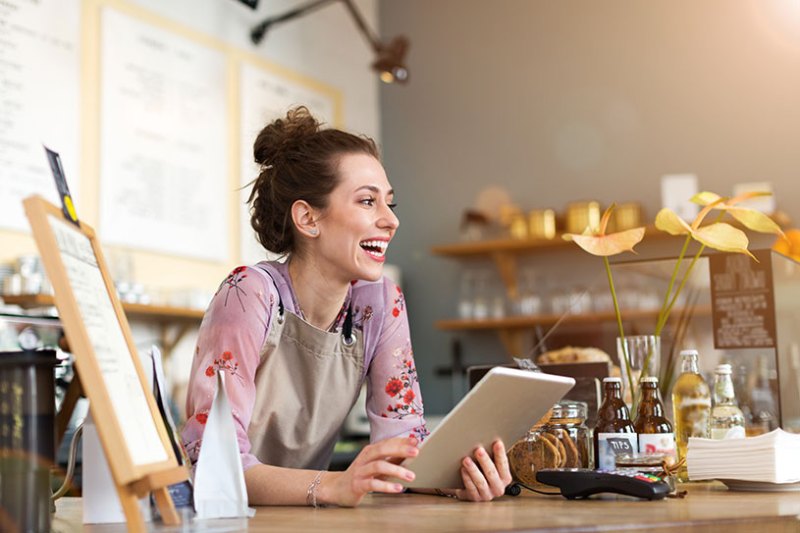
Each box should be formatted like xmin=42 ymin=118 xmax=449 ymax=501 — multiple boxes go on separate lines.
xmin=434 ymin=488 xmax=458 ymax=499
xmin=306 ymin=471 xmax=325 ymax=508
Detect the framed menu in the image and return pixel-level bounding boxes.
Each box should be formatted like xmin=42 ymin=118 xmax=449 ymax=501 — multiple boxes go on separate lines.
xmin=709 ymin=249 xmax=777 ymax=349
xmin=23 ymin=195 xmax=185 ymax=529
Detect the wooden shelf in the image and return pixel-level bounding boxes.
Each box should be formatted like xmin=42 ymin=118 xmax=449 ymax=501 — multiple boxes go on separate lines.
xmin=2 ymin=293 xmax=204 ymax=322
xmin=431 ymin=226 xmax=672 ymax=258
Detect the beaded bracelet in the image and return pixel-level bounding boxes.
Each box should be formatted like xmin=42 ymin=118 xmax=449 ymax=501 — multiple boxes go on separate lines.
xmin=306 ymin=471 xmax=325 ymax=508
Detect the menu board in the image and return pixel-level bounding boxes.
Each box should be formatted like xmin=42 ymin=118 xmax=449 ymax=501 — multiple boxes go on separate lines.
xmin=0 ymin=0 xmax=80 ymax=231
xmin=48 ymin=214 xmax=168 ymax=466
xmin=709 ymin=249 xmax=776 ymax=349
xmin=238 ymin=62 xmax=338 ymax=263
xmin=98 ymin=7 xmax=228 ymax=261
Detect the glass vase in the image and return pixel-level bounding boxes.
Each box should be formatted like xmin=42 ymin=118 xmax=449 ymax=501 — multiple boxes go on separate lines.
xmin=616 ymin=334 xmax=660 ymax=409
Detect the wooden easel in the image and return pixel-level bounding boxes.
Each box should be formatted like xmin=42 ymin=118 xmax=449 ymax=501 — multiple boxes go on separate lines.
xmin=24 ymin=196 xmax=187 ymax=530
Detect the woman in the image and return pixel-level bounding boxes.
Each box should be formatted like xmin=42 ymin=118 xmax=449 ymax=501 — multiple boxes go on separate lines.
xmin=182 ymin=107 xmax=511 ymax=507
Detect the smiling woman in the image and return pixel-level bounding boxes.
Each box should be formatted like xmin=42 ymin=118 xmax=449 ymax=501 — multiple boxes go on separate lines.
xmin=181 ymin=107 xmax=512 ymax=508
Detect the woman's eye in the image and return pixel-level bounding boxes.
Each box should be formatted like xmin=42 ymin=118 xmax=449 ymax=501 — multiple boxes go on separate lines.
xmin=360 ymin=197 xmax=376 ymax=207
xmin=388 ymin=203 xmax=398 ymax=211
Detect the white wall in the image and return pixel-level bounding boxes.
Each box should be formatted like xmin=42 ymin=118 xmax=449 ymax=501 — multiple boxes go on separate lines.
xmin=128 ymin=0 xmax=380 ymax=137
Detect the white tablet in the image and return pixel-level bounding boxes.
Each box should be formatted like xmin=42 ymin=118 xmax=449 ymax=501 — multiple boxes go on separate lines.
xmin=401 ymin=367 xmax=574 ymax=489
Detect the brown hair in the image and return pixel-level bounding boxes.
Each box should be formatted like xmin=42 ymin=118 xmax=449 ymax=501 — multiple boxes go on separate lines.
xmin=248 ymin=106 xmax=380 ymax=254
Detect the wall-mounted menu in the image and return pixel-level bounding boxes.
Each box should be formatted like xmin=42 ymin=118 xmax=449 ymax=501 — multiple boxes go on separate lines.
xmin=238 ymin=62 xmax=337 ymax=264
xmin=99 ymin=8 xmax=228 ymax=261
xmin=0 ymin=0 xmax=80 ymax=232
xmin=709 ymin=249 xmax=776 ymax=349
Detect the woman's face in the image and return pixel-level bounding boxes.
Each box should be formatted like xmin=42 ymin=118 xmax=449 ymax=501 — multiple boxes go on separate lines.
xmin=314 ymin=153 xmax=399 ymax=283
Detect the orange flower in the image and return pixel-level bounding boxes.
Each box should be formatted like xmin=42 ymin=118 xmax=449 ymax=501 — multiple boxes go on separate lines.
xmin=773 ymin=229 xmax=800 ymax=262
xmin=222 ymin=351 xmax=233 ymax=361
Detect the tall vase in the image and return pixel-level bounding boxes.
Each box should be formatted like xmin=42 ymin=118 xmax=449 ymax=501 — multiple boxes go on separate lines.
xmin=616 ymin=335 xmax=661 ymax=409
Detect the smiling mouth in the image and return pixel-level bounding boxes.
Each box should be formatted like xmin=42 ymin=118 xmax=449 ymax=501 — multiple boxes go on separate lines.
xmin=360 ymin=239 xmax=388 ymax=260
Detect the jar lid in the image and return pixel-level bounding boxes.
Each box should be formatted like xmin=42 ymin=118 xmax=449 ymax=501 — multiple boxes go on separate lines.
xmin=550 ymin=400 xmax=587 ymax=421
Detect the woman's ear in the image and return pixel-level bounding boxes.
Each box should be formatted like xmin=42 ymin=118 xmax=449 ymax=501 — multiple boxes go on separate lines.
xmin=290 ymin=200 xmax=320 ymax=238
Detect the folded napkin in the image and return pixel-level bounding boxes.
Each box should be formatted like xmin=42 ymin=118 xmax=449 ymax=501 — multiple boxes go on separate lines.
xmin=687 ymin=429 xmax=800 ymax=483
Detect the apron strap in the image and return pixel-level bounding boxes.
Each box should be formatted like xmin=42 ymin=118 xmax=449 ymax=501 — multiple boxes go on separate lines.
xmin=255 ymin=263 xmax=354 ymax=342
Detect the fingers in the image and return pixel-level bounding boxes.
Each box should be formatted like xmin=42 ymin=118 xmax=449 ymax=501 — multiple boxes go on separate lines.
xmin=355 ymin=435 xmax=419 ymax=466
xmin=492 ymin=440 xmax=513 ymax=486
xmin=455 ymin=441 xmax=512 ymax=502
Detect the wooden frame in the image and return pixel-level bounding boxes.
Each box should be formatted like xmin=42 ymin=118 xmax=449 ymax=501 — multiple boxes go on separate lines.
xmin=23 ymin=195 xmax=186 ymax=530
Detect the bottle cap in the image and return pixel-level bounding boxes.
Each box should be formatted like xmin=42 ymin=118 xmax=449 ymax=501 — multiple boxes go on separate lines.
xmin=680 ymin=349 xmax=699 ymax=357
xmin=603 ymin=377 xmax=622 ymax=383
xmin=715 ymin=363 xmax=732 ymax=375
xmin=640 ymin=376 xmax=659 ymax=383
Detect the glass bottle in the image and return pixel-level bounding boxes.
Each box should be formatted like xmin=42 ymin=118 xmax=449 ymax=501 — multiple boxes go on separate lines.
xmin=634 ymin=377 xmax=676 ymax=458
xmin=709 ymin=364 xmax=746 ymax=440
xmin=594 ymin=377 xmax=637 ymax=470
xmin=749 ymin=355 xmax=777 ymax=435
xmin=671 ymin=349 xmax=711 ymax=479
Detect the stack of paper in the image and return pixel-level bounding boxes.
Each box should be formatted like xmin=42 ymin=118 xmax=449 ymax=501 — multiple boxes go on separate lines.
xmin=687 ymin=429 xmax=800 ymax=483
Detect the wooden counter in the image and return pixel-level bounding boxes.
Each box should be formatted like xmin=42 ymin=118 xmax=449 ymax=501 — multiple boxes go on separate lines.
xmin=51 ymin=482 xmax=800 ymax=532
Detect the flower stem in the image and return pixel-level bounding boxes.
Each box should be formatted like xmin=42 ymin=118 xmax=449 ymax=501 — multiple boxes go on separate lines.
xmin=659 ymin=244 xmax=706 ymax=333
xmin=604 ymin=256 xmax=635 ymax=399
xmin=656 ymin=234 xmax=691 ymax=336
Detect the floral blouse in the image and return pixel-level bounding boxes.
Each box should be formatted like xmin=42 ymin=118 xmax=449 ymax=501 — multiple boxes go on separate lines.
xmin=181 ymin=261 xmax=429 ymax=471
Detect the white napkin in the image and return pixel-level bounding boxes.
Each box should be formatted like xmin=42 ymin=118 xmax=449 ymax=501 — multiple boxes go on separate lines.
xmin=193 ymin=371 xmax=253 ymax=518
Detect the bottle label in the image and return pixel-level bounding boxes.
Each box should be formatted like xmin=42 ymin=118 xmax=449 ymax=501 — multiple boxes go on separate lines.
xmin=597 ymin=432 xmax=637 ymax=470
xmin=710 ymin=426 xmax=746 ymax=440
xmin=677 ymin=397 xmax=711 ymax=409
xmin=638 ymin=433 xmax=676 ymax=457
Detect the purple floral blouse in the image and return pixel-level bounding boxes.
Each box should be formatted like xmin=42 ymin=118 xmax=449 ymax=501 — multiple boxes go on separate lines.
xmin=181 ymin=261 xmax=429 ymax=471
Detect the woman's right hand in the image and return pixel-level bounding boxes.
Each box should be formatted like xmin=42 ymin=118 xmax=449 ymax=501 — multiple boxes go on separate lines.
xmin=321 ymin=435 xmax=419 ymax=507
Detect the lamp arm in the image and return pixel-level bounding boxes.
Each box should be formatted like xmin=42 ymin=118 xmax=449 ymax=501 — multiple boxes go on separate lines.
xmin=341 ymin=0 xmax=382 ymax=53
xmin=251 ymin=0 xmax=339 ymax=44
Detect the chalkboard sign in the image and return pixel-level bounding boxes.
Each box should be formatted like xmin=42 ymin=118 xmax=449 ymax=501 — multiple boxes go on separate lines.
xmin=709 ymin=249 xmax=777 ymax=350
xmin=23 ymin=196 xmax=186 ymax=530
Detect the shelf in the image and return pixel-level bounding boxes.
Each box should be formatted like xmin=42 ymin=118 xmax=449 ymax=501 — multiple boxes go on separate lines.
xmin=2 ymin=293 xmax=205 ymax=356
xmin=2 ymin=293 xmax=205 ymax=322
xmin=436 ymin=306 xmax=711 ymax=355
xmin=430 ymin=226 xmax=670 ymax=258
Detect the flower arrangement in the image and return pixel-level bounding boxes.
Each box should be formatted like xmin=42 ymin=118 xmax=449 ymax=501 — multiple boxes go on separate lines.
xmin=563 ymin=191 xmax=784 ymax=401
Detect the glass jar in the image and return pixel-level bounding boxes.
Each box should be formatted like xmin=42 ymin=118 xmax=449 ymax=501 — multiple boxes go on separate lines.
xmin=507 ymin=428 xmax=562 ymax=488
xmin=544 ymin=401 xmax=592 ymax=469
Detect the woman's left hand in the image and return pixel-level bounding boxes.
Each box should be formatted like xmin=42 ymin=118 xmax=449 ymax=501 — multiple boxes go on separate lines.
xmin=453 ymin=439 xmax=513 ymax=502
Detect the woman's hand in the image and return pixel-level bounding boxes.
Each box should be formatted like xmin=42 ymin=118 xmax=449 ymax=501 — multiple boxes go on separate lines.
xmin=453 ymin=439 xmax=513 ymax=502
xmin=321 ymin=435 xmax=420 ymax=507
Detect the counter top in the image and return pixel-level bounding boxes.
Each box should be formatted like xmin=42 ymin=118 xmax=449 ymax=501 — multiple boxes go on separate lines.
xmin=51 ymin=482 xmax=800 ymax=532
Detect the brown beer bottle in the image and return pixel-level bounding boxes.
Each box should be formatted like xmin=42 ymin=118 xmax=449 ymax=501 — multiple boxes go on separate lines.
xmin=634 ymin=377 xmax=676 ymax=458
xmin=594 ymin=377 xmax=637 ymax=470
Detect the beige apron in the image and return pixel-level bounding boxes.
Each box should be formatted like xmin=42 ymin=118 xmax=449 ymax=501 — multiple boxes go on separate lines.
xmin=247 ymin=269 xmax=365 ymax=470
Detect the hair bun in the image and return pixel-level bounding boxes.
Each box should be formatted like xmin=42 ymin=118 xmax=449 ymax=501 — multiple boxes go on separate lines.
xmin=253 ymin=106 xmax=320 ymax=167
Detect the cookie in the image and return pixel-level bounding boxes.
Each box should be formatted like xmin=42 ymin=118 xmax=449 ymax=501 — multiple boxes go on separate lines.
xmin=540 ymin=432 xmax=566 ymax=468
xmin=507 ymin=434 xmax=561 ymax=486
xmin=551 ymin=429 xmax=580 ymax=468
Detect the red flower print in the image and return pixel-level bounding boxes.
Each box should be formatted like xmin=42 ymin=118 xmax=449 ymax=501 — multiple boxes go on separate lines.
xmin=205 ymin=366 xmax=215 ymax=377
xmin=222 ymin=351 xmax=233 ymax=361
xmin=196 ymin=413 xmax=208 ymax=425
xmin=403 ymin=389 xmax=415 ymax=404
xmin=396 ymin=403 xmax=403 ymax=409
xmin=392 ymin=307 xmax=400 ymax=317
xmin=232 ymin=266 xmax=246 ymax=274
xmin=385 ymin=378 xmax=404 ymax=396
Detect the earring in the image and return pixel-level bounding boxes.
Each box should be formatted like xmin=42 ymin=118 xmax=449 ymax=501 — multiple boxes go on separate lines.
xmin=309 ymin=228 xmax=318 ymax=236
